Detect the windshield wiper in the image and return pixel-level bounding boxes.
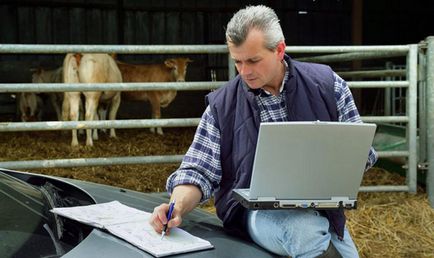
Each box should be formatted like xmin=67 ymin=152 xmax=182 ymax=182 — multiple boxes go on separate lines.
xmin=39 ymin=182 xmax=65 ymax=239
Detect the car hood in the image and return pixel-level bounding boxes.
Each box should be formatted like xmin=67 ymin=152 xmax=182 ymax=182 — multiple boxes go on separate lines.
xmin=2 ymin=169 xmax=280 ymax=258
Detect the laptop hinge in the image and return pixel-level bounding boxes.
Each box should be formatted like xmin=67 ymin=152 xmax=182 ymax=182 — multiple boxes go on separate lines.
xmin=256 ymin=197 xmax=277 ymax=201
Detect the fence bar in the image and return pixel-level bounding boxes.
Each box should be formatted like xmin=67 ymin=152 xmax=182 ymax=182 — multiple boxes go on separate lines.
xmin=0 ymin=81 xmax=223 ymax=93
xmin=0 ymin=117 xmax=409 ymax=132
xmin=377 ymin=151 xmax=409 ymax=158
xmin=0 ymin=81 xmax=408 ymax=93
xmin=418 ymin=48 xmax=427 ymax=164
xmin=0 ymin=155 xmax=184 ymax=170
xmin=286 ymin=45 xmax=409 ymax=53
xmin=0 ymin=44 xmax=228 ymax=54
xmin=347 ymin=81 xmax=408 ymax=88
xmin=297 ymin=51 xmax=406 ymax=63
xmin=228 ymin=54 xmax=236 ymax=79
xmin=426 ymin=36 xmax=434 ymax=206
xmin=337 ymin=69 xmax=406 ymax=79
xmin=0 ymin=118 xmax=201 ymax=132
xmin=407 ymin=45 xmax=419 ymax=193
xmin=359 ymin=185 xmax=410 ymax=192
xmin=361 ymin=116 xmax=408 ymax=123
xmin=0 ymin=44 xmax=410 ymax=54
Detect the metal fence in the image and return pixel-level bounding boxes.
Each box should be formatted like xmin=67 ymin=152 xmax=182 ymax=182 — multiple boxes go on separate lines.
xmin=0 ymin=42 xmax=430 ymax=207
xmin=425 ymin=37 xmax=434 ymax=207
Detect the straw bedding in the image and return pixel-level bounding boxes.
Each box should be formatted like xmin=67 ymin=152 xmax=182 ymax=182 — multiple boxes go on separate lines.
xmin=0 ymin=128 xmax=433 ymax=257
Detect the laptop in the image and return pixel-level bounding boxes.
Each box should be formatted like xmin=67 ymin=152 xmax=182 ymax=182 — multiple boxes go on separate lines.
xmin=232 ymin=121 xmax=376 ymax=210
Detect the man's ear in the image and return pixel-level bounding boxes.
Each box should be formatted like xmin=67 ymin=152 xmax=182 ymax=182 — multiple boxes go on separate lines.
xmin=276 ymin=41 xmax=286 ymax=60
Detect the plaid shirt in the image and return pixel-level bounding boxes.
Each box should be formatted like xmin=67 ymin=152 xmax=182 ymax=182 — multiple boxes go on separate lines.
xmin=167 ymin=72 xmax=378 ymax=202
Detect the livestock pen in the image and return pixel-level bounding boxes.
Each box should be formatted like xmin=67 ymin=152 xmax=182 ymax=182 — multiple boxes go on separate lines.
xmin=0 ymin=42 xmax=433 ymax=257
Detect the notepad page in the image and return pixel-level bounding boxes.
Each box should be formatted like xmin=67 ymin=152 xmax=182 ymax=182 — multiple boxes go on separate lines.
xmin=51 ymin=200 xmax=146 ymax=228
xmin=106 ymin=220 xmax=213 ymax=257
xmin=51 ymin=201 xmax=213 ymax=257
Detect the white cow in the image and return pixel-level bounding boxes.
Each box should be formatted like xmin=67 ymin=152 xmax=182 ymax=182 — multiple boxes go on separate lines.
xmin=16 ymin=92 xmax=44 ymax=122
xmin=62 ymin=53 xmax=122 ymax=147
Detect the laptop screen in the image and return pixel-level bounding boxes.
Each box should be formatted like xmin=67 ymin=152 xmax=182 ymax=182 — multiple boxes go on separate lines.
xmin=247 ymin=121 xmax=376 ymax=200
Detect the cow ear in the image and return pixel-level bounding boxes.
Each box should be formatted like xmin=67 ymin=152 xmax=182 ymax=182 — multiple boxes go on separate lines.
xmin=164 ymin=59 xmax=176 ymax=68
xmin=187 ymin=58 xmax=193 ymax=63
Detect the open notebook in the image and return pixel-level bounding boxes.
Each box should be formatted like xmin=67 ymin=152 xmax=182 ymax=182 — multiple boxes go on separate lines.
xmin=51 ymin=201 xmax=213 ymax=257
xmin=233 ymin=121 xmax=376 ymax=210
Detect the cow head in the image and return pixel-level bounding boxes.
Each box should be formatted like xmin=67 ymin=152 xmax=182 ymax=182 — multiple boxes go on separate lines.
xmin=18 ymin=92 xmax=41 ymax=122
xmin=164 ymin=58 xmax=193 ymax=82
xmin=30 ymin=68 xmax=44 ymax=83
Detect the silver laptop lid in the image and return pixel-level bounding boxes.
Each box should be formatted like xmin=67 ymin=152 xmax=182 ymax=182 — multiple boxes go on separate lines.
xmin=248 ymin=121 xmax=376 ymax=200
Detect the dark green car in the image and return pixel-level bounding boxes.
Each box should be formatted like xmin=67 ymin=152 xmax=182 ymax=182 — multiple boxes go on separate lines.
xmin=0 ymin=168 xmax=280 ymax=258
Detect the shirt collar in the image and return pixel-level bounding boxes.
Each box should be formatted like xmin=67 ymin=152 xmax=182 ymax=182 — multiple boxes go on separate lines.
xmin=261 ymin=60 xmax=289 ymax=96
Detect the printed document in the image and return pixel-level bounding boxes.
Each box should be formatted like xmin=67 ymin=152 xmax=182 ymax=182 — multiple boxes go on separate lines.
xmin=51 ymin=201 xmax=213 ymax=257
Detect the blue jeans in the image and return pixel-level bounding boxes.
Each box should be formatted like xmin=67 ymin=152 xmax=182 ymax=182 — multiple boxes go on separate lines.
xmin=247 ymin=209 xmax=359 ymax=258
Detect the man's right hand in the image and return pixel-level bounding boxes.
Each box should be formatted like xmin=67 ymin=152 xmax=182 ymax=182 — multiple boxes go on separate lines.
xmin=148 ymin=184 xmax=203 ymax=234
xmin=149 ymin=202 xmax=183 ymax=235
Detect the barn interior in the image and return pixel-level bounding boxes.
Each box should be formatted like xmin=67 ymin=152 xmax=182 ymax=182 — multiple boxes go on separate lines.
xmin=0 ymin=1 xmax=434 ymax=257
xmin=1 ymin=0 xmax=433 ymax=118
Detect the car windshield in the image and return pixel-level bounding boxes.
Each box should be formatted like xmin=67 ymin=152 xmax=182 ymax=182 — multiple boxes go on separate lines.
xmin=0 ymin=172 xmax=88 ymax=258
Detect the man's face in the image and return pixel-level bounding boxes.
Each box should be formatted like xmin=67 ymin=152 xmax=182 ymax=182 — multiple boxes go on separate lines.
xmin=228 ymin=29 xmax=285 ymax=93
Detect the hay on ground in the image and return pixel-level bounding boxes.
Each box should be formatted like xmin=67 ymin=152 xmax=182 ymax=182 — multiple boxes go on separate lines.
xmin=0 ymin=129 xmax=433 ymax=257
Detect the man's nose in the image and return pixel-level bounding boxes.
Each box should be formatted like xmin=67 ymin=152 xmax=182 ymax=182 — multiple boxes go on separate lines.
xmin=239 ymin=64 xmax=252 ymax=76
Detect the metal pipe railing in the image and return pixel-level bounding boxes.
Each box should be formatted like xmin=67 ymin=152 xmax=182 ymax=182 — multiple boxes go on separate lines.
xmin=0 ymin=43 xmax=421 ymax=197
xmin=0 ymin=116 xmax=408 ymax=132
xmin=337 ymin=69 xmax=406 ymax=79
xmin=0 ymin=80 xmax=409 ymax=93
xmin=286 ymin=45 xmax=409 ymax=53
xmin=0 ymin=151 xmax=409 ymax=170
xmin=297 ymin=51 xmax=407 ymax=63
xmin=0 ymin=44 xmax=229 ymax=54
xmin=0 ymin=155 xmax=184 ymax=170
xmin=0 ymin=118 xmax=201 ymax=132
xmin=406 ymin=45 xmax=419 ymax=193
xmin=426 ymin=36 xmax=434 ymax=206
xmin=0 ymin=44 xmax=410 ymax=54
xmin=0 ymin=81 xmax=222 ymax=92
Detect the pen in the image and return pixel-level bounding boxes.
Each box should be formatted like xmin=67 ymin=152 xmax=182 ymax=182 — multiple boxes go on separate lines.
xmin=161 ymin=199 xmax=176 ymax=239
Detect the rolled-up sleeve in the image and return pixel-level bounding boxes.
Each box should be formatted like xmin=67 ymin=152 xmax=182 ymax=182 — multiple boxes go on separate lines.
xmin=166 ymin=106 xmax=222 ymax=202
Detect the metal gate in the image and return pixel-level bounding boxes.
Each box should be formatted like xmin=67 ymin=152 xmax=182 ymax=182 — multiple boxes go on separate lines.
xmin=0 ymin=42 xmax=430 ymax=207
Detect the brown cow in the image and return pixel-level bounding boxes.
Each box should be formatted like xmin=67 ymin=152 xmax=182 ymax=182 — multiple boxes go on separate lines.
xmin=118 ymin=58 xmax=192 ymax=135
xmin=63 ymin=53 xmax=122 ymax=147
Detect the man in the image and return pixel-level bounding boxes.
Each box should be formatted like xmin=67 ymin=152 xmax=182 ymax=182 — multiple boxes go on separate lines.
xmin=150 ymin=5 xmax=377 ymax=258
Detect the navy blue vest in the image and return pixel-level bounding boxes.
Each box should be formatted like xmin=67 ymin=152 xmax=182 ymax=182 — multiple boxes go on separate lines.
xmin=206 ymin=55 xmax=345 ymax=239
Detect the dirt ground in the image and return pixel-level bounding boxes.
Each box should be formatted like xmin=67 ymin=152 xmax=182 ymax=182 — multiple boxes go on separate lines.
xmin=0 ymin=127 xmax=433 ymax=257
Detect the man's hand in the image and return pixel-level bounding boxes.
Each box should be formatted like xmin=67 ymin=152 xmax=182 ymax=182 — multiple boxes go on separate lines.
xmin=149 ymin=184 xmax=203 ymax=234
xmin=149 ymin=202 xmax=183 ymax=234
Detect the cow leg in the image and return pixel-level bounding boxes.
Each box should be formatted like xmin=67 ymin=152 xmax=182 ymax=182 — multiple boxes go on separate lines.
xmin=65 ymin=92 xmax=81 ymax=147
xmin=97 ymin=104 xmax=108 ymax=134
xmin=84 ymin=93 xmax=100 ymax=146
xmin=78 ymin=97 xmax=85 ymax=135
xmin=50 ymin=93 xmax=62 ymax=121
xmin=107 ymin=92 xmax=121 ymax=138
xmin=149 ymin=95 xmax=163 ymax=135
xmin=92 ymin=110 xmax=100 ymax=140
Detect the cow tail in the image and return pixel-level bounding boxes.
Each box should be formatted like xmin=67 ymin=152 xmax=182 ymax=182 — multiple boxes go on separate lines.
xmin=63 ymin=53 xmax=80 ymax=83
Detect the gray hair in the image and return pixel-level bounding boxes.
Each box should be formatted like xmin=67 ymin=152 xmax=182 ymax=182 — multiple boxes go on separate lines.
xmin=225 ymin=5 xmax=285 ymax=50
